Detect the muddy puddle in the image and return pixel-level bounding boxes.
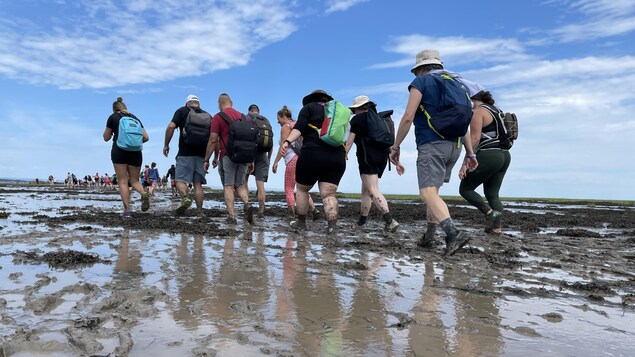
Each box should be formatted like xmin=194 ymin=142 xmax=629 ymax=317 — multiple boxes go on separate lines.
xmin=1 ymin=185 xmax=634 ymax=356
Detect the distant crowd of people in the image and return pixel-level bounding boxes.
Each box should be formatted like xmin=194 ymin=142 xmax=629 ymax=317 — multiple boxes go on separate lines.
xmin=101 ymin=48 xmax=513 ymax=256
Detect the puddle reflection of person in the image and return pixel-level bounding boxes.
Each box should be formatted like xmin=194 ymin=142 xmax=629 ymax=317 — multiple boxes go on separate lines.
xmin=172 ymin=234 xmax=209 ymax=331
xmin=290 ymin=245 xmax=344 ymax=356
xmin=340 ymin=252 xmax=392 ymax=354
xmin=113 ymin=229 xmax=143 ymax=288
xmin=407 ymin=262 xmax=502 ymax=356
xmin=204 ymin=230 xmax=271 ymax=336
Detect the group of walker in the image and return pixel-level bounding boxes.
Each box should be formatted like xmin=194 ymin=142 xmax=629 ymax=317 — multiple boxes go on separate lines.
xmin=103 ymin=49 xmax=512 ymax=256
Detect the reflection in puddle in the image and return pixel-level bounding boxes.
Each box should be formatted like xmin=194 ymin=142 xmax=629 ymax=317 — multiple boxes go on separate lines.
xmin=1 ymin=186 xmax=635 ymax=356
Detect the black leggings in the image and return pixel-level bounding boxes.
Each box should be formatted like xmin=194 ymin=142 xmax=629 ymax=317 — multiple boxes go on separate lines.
xmin=459 ymin=149 xmax=511 ymax=214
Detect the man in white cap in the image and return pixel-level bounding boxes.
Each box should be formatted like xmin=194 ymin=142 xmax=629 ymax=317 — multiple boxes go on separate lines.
xmin=163 ymin=94 xmax=213 ymax=215
xmin=389 ymin=49 xmax=479 ymax=256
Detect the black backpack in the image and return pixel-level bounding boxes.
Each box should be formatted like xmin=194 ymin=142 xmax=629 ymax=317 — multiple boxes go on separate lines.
xmin=183 ymin=107 xmax=212 ymax=146
xmin=421 ymin=73 xmax=473 ymax=139
xmin=365 ymin=107 xmax=395 ymax=147
xmin=479 ymin=104 xmax=516 ymax=150
xmin=247 ymin=113 xmax=274 ymax=152
xmin=218 ymin=112 xmax=258 ymax=163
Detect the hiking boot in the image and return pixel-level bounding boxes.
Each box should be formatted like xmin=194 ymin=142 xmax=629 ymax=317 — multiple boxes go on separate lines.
xmin=385 ymin=219 xmax=400 ymax=233
xmin=141 ymin=193 xmax=150 ymax=212
xmin=226 ymin=216 xmax=237 ymax=225
xmin=244 ymin=206 xmax=255 ymax=224
xmin=311 ymin=209 xmax=321 ymax=221
xmin=175 ymin=197 xmax=192 ymax=215
xmin=356 ymin=215 xmax=367 ymax=227
xmin=289 ymin=219 xmax=307 ymax=231
xmin=417 ymin=233 xmax=436 ymax=249
xmin=444 ymin=231 xmax=471 ymax=256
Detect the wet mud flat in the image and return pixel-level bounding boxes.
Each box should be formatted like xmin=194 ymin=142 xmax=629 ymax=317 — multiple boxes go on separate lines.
xmin=1 ymin=186 xmax=634 ymax=356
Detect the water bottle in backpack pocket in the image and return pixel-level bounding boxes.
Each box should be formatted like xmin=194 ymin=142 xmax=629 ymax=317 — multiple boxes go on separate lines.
xmin=116 ymin=116 xmax=144 ymax=151
xmin=218 ymin=112 xmax=258 ymax=163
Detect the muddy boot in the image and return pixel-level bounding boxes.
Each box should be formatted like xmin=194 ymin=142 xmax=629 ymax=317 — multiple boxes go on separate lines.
xmin=418 ymin=223 xmax=437 ymax=248
xmin=141 ymin=192 xmax=150 ymax=212
xmin=311 ymin=208 xmax=321 ymax=221
xmin=290 ymin=214 xmax=307 ymax=231
xmin=175 ymin=197 xmax=192 ymax=215
xmin=244 ymin=205 xmax=255 ymax=225
xmin=444 ymin=231 xmax=471 ymax=256
xmin=327 ymin=220 xmax=337 ymax=235
xmin=383 ymin=213 xmax=399 ymax=232
xmin=440 ymin=218 xmax=471 ymax=256
xmin=356 ymin=215 xmax=368 ymax=227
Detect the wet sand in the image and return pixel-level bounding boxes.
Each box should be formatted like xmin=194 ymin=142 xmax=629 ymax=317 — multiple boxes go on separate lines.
xmin=1 ymin=185 xmax=634 ymax=356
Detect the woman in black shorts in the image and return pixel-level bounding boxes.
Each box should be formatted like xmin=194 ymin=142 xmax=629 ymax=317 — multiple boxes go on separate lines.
xmin=103 ymin=97 xmax=149 ymax=217
xmin=278 ymin=89 xmax=346 ymax=234
xmin=345 ymin=95 xmax=403 ymax=232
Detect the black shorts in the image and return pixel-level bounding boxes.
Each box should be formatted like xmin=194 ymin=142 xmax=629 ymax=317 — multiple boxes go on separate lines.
xmin=357 ymin=146 xmax=389 ymax=178
xmin=296 ymin=148 xmax=346 ymax=186
xmin=111 ymin=145 xmax=142 ymax=167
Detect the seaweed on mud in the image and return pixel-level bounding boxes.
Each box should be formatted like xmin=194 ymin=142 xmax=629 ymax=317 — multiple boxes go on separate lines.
xmin=556 ymin=228 xmax=601 ymax=238
xmin=12 ymin=249 xmax=108 ymax=268
xmin=560 ymin=281 xmax=616 ymax=296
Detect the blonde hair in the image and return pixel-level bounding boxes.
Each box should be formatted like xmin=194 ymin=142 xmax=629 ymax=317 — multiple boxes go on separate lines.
xmin=112 ymin=97 xmax=129 ymax=114
xmin=277 ymin=105 xmax=292 ymax=119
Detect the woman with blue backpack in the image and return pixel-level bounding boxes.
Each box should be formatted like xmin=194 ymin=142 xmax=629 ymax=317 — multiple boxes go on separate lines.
xmin=345 ymin=95 xmax=403 ymax=233
xmin=103 ymin=97 xmax=150 ymax=217
xmin=278 ymin=89 xmax=347 ymax=235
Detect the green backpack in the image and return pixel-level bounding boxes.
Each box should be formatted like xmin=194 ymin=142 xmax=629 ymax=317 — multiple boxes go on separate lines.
xmin=308 ymin=100 xmax=351 ymax=146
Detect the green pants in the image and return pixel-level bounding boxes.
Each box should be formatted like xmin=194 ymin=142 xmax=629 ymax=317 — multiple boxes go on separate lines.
xmin=459 ymin=149 xmax=511 ymax=214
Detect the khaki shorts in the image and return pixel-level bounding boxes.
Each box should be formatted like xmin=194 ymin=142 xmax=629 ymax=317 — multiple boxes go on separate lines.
xmin=417 ymin=141 xmax=461 ymax=189
xmin=250 ymin=151 xmax=270 ymax=182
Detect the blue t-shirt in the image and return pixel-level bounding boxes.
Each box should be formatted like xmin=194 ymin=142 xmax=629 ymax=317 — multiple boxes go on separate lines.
xmin=409 ymin=75 xmax=458 ymax=146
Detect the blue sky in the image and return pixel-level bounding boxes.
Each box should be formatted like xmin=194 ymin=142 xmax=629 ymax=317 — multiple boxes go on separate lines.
xmin=0 ymin=0 xmax=633 ymax=200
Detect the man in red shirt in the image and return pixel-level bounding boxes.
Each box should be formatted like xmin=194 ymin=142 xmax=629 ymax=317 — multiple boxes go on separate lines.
xmin=204 ymin=93 xmax=254 ymax=224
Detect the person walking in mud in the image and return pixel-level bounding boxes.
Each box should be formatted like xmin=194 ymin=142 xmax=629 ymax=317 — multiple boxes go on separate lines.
xmin=458 ymin=90 xmax=512 ymax=234
xmin=163 ymin=95 xmax=212 ymax=215
xmin=166 ymin=164 xmax=177 ymax=196
xmin=271 ymin=105 xmax=319 ymax=220
xmin=147 ymin=162 xmax=160 ymax=196
xmin=389 ymin=49 xmax=478 ymax=255
xmin=345 ymin=95 xmax=403 ymax=233
xmin=244 ymin=104 xmax=273 ymax=219
xmin=277 ymin=89 xmax=346 ymax=235
xmin=203 ymin=93 xmax=255 ymax=224
xmin=102 ymin=96 xmax=150 ymax=217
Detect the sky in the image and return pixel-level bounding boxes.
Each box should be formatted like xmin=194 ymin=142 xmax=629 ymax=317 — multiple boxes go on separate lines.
xmin=0 ymin=0 xmax=633 ymax=200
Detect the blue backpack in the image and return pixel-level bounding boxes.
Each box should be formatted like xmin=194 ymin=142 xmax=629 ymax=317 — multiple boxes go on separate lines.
xmin=116 ymin=116 xmax=144 ymax=151
xmin=420 ymin=73 xmax=473 ymax=139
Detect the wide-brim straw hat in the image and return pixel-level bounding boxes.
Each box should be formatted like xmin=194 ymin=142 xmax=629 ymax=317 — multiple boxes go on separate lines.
xmin=302 ymin=89 xmax=333 ymax=106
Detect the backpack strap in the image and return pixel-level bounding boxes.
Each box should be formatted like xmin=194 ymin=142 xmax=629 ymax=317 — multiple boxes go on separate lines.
xmin=217 ymin=111 xmax=233 ymax=125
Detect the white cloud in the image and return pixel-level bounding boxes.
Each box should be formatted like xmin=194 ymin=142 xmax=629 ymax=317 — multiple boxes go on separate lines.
xmin=549 ymin=0 xmax=635 ymax=41
xmin=0 ymin=0 xmax=298 ymax=89
xmin=369 ymin=35 xmax=531 ymax=70
xmin=325 ymin=0 xmax=369 ymax=14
